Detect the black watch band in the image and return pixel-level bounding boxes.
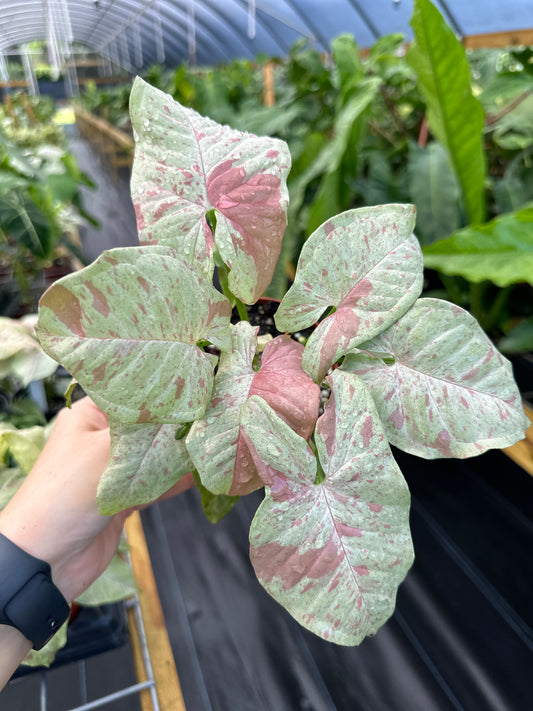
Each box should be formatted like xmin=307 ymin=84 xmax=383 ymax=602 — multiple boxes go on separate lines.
xmin=0 ymin=533 xmax=70 ymax=650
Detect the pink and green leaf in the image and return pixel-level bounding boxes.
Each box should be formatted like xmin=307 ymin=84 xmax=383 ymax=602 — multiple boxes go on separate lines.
xmin=342 ymin=298 xmax=529 ymax=458
xmin=241 ymin=370 xmax=413 ymax=645
xmin=186 ymin=324 xmax=320 ymax=496
xmin=97 ymin=421 xmax=194 ymax=515
xmin=130 ymin=77 xmax=291 ymax=304
xmin=186 ymin=322 xmax=259 ymax=495
xmin=275 ymin=204 xmax=423 ymax=382
xmin=36 ymin=245 xmax=231 ymax=424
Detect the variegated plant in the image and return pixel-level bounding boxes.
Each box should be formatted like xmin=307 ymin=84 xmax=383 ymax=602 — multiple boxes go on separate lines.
xmin=35 ymin=78 xmax=528 ymax=646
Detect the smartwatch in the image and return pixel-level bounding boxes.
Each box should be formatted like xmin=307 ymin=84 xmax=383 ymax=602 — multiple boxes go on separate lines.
xmin=0 ymin=533 xmax=70 ymax=650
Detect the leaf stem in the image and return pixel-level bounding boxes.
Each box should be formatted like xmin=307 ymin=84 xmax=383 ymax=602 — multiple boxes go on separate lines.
xmin=483 ymin=285 xmax=512 ymax=334
xmin=235 ymin=298 xmax=249 ymax=322
xmin=217 ymin=263 xmax=249 ymax=322
xmin=469 ymin=282 xmax=486 ymax=324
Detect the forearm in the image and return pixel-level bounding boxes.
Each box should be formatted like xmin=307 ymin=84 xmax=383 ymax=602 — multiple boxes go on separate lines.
xmin=0 ymin=625 xmax=32 ymax=690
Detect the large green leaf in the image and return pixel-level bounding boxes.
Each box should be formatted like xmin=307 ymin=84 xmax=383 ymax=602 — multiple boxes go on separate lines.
xmin=275 ymin=204 xmax=423 ymax=382
xmin=97 ymin=421 xmax=194 ymax=514
xmin=342 ymin=298 xmax=528 ymax=458
xmin=241 ymin=371 xmax=413 ymax=645
xmin=36 ymin=245 xmax=232 ymax=424
xmin=406 ymin=0 xmax=486 ymax=225
xmin=130 ymin=77 xmax=291 ymax=304
xmin=422 ymin=204 xmax=533 ymax=287
xmin=306 ymin=78 xmax=381 ymax=233
xmin=407 ymin=142 xmax=460 ymax=245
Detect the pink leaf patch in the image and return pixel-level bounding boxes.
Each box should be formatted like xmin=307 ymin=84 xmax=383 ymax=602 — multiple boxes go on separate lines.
xmin=342 ymin=298 xmax=529 ymax=458
xmin=186 ymin=325 xmax=320 ymax=496
xmin=130 ymin=77 xmax=291 ymax=303
xmin=241 ymin=371 xmax=413 ymax=645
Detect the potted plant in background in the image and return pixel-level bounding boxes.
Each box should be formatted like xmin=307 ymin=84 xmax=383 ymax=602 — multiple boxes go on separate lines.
xmin=35 ymin=78 xmax=528 ymax=646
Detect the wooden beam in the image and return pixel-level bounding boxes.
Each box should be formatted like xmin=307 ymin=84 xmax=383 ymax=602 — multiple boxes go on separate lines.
xmin=502 ymin=404 xmax=533 ymax=478
xmin=125 ymin=511 xmax=187 ymax=711
xmin=463 ymin=28 xmax=533 ymax=49
xmin=263 ymin=61 xmax=275 ymax=107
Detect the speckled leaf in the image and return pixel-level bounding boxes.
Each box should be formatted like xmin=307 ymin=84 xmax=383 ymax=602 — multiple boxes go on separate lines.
xmin=241 ymin=371 xmax=413 ymax=645
xmin=186 ymin=322 xmax=258 ymax=495
xmin=186 ymin=323 xmax=319 ymax=496
xmin=36 ymin=245 xmax=231 ymax=424
xmin=130 ymin=77 xmax=291 ymax=304
xmin=342 ymin=298 xmax=528 ymax=458
xmin=97 ymin=420 xmax=194 ymax=515
xmin=275 ymin=205 xmax=423 ymax=382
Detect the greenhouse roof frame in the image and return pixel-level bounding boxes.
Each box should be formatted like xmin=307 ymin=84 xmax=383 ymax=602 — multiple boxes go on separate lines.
xmin=1 ymin=0 xmax=533 ymax=73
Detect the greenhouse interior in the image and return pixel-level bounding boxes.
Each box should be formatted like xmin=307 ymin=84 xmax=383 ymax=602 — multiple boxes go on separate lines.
xmin=0 ymin=1 xmax=532 ymax=709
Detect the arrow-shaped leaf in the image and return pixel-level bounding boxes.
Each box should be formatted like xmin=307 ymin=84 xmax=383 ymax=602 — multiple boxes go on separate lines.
xmin=186 ymin=323 xmax=320 ymax=495
xmin=130 ymin=77 xmax=291 ymax=304
xmin=422 ymin=204 xmax=533 ymax=287
xmin=275 ymin=204 xmax=423 ymax=382
xmin=36 ymin=245 xmax=231 ymax=424
xmin=406 ymin=0 xmax=486 ymax=225
xmin=241 ymin=371 xmax=413 ymax=645
xmin=97 ymin=421 xmax=194 ymax=515
xmin=342 ymin=298 xmax=528 ymax=458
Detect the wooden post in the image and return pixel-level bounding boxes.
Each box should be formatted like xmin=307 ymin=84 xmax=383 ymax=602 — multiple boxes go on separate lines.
xmin=502 ymin=404 xmax=533 ymax=477
xmin=263 ymin=60 xmax=275 ymax=107
xmin=3 ymin=93 xmax=18 ymax=126
xmin=20 ymin=93 xmax=37 ymax=125
xmin=125 ymin=511 xmax=187 ymax=711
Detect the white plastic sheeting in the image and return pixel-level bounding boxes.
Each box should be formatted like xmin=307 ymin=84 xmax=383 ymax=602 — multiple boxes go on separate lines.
xmin=1 ymin=0 xmax=533 ymax=70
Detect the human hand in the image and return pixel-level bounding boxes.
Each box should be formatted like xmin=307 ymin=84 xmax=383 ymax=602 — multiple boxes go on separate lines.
xmin=0 ymin=396 xmax=194 ymax=602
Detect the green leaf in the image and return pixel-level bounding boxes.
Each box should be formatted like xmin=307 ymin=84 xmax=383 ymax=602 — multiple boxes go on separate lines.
xmin=36 ymin=245 xmax=232 ymax=424
xmin=331 ymin=34 xmax=364 ymax=98
xmin=407 ymin=142 xmax=461 ymax=245
xmin=275 ymin=204 xmax=423 ymax=382
xmin=306 ymin=78 xmax=381 ymax=233
xmin=406 ymin=0 xmax=486 ymax=224
xmin=0 ymin=315 xmax=57 ymax=386
xmin=0 ymin=423 xmax=49 ymax=473
xmin=23 ymin=619 xmax=68 ymax=668
xmin=0 ymin=466 xmax=26 ymax=510
xmin=422 ymin=204 xmax=533 ymax=287
xmin=97 ymin=421 xmax=194 ymax=515
xmin=241 ymin=371 xmax=413 ymax=645
xmin=192 ymin=470 xmax=240 ymax=524
xmin=342 ymin=298 xmax=528 ymax=458
xmin=75 ymin=553 xmax=137 ymax=606
xmin=498 ymin=317 xmax=533 ymax=354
